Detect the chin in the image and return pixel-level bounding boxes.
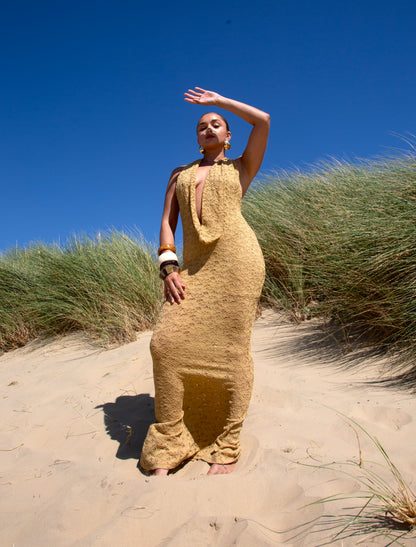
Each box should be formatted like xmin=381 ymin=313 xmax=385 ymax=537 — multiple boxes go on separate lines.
xmin=204 ymin=142 xmax=221 ymax=150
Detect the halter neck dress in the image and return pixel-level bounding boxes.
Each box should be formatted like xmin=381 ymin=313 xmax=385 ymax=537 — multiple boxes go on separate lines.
xmin=140 ymin=158 xmax=265 ymax=470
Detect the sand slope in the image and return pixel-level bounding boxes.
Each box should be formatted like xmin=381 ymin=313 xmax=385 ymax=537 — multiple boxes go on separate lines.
xmin=1 ymin=310 xmax=416 ymax=546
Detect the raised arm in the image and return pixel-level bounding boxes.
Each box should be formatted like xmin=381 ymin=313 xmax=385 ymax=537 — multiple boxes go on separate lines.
xmin=159 ymin=167 xmax=186 ymax=304
xmin=185 ymin=87 xmax=270 ymax=194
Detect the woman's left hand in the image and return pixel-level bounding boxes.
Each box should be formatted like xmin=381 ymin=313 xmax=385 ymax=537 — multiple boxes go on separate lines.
xmin=184 ymin=87 xmax=220 ymax=106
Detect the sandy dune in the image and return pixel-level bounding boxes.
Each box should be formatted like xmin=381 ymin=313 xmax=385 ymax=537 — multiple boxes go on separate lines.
xmin=1 ymin=310 xmax=416 ymax=545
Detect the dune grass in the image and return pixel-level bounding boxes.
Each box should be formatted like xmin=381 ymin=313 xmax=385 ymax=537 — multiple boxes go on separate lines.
xmin=298 ymin=414 xmax=416 ymax=545
xmin=0 ymin=231 xmax=161 ymax=352
xmin=243 ymin=150 xmax=416 ymax=367
xmin=1 ymin=150 xmax=416 ymax=362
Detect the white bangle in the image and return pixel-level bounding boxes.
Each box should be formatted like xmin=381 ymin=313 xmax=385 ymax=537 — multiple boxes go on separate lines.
xmin=157 ymin=250 xmax=178 ymax=268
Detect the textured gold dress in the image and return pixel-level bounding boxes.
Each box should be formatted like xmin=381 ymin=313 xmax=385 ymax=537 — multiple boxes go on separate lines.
xmin=140 ymin=158 xmax=265 ymax=470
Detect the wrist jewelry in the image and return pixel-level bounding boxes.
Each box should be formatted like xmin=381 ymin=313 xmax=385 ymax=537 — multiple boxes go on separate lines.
xmin=157 ymin=250 xmax=178 ymax=268
xmin=158 ymin=243 xmax=176 ymax=256
xmin=159 ymin=264 xmax=181 ymax=280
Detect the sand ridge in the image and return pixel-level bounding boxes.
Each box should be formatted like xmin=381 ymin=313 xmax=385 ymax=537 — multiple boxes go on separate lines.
xmin=1 ymin=310 xmax=416 ymax=545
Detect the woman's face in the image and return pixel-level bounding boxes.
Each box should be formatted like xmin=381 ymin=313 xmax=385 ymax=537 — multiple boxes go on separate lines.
xmin=196 ymin=113 xmax=231 ymax=150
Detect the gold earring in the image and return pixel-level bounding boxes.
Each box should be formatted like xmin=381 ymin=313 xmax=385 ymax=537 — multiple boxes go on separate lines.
xmin=199 ymin=146 xmax=205 ymax=154
xmin=224 ymin=140 xmax=231 ymax=150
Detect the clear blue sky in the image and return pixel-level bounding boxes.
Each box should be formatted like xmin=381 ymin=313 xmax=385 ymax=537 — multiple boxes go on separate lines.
xmin=1 ymin=0 xmax=416 ymax=252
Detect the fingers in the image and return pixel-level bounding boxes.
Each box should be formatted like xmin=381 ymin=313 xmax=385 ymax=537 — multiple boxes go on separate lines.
xmin=187 ymin=87 xmax=205 ymax=96
xmin=167 ymin=284 xmax=185 ymax=304
xmin=184 ymin=89 xmax=201 ymax=103
xmin=184 ymin=87 xmax=208 ymax=102
xmin=164 ymin=273 xmax=186 ymax=304
xmin=184 ymin=87 xmax=216 ymax=106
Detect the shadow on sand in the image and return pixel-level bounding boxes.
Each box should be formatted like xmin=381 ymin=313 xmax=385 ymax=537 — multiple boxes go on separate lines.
xmin=257 ymin=314 xmax=416 ymax=392
xmin=96 ymin=393 xmax=155 ymax=461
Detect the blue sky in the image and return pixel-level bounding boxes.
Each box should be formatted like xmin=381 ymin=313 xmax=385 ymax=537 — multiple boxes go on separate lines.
xmin=1 ymin=0 xmax=416 ymax=252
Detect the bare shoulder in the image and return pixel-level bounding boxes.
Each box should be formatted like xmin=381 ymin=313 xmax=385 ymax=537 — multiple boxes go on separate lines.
xmin=170 ymin=165 xmax=186 ymax=180
xmin=166 ymin=165 xmax=186 ymax=190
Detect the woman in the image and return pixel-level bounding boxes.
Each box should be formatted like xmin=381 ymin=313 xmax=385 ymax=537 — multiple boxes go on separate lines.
xmin=140 ymin=87 xmax=270 ymax=475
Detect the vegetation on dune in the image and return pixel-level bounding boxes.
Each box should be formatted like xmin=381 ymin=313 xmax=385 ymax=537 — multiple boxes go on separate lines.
xmin=298 ymin=412 xmax=416 ymax=544
xmin=243 ymin=150 xmax=416 ymax=366
xmin=0 ymin=231 xmax=161 ymax=352
xmin=1 ymin=150 xmax=416 ymax=368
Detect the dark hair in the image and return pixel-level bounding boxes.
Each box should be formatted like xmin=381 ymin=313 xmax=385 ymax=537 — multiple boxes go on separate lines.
xmin=197 ymin=113 xmax=230 ymax=132
xmin=216 ymin=114 xmax=230 ymax=131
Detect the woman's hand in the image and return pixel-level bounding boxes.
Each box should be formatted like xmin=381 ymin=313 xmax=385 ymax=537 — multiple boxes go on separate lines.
xmin=184 ymin=87 xmax=220 ymax=106
xmin=164 ymin=272 xmax=186 ymax=304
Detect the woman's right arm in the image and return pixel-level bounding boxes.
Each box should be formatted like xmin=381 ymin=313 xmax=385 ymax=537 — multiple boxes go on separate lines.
xmin=159 ymin=167 xmax=186 ymax=304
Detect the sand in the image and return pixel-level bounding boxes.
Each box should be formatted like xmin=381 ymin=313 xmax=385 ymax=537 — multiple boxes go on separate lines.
xmin=1 ymin=309 xmax=416 ymax=546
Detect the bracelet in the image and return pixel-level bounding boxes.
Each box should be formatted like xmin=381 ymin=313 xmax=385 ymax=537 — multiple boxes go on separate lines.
xmin=158 ymin=243 xmax=176 ymax=256
xmin=157 ymin=250 xmax=178 ymax=268
xmin=159 ymin=260 xmax=179 ymax=270
xmin=159 ymin=264 xmax=181 ymax=280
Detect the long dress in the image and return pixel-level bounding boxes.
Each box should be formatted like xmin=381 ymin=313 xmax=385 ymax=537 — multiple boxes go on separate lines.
xmin=139 ymin=158 xmax=265 ymax=470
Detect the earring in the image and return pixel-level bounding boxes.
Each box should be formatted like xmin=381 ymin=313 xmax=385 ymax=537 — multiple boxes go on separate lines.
xmin=224 ymin=140 xmax=231 ymax=150
xmin=199 ymin=146 xmax=205 ymax=154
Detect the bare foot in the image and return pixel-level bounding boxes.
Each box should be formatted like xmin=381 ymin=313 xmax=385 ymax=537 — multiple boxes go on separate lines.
xmin=153 ymin=468 xmax=169 ymax=476
xmin=207 ymin=463 xmax=235 ymax=475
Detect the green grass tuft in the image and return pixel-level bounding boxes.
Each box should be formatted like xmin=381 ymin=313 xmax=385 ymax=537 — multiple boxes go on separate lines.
xmin=0 ymin=230 xmax=161 ymax=352
xmin=2 ymin=149 xmax=416 ymax=365
xmin=299 ymin=413 xmax=416 ymax=545
xmin=243 ymin=151 xmax=416 ymax=367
